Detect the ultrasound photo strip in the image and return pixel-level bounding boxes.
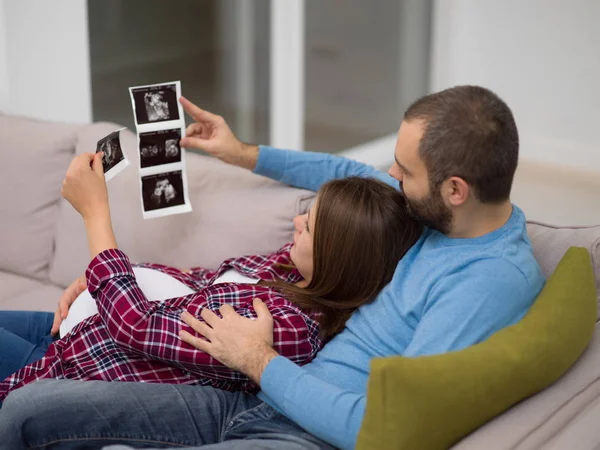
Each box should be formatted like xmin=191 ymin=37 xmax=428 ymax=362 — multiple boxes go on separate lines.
xmin=140 ymin=170 xmax=192 ymax=220
xmin=96 ymin=127 xmax=130 ymax=182
xmin=129 ymin=80 xmax=192 ymax=219
xmin=138 ymin=128 xmax=184 ymax=169
xmin=129 ymin=81 xmax=183 ymax=129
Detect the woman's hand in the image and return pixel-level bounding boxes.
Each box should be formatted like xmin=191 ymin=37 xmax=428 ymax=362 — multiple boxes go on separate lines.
xmin=51 ymin=275 xmax=86 ymax=336
xmin=61 ymin=152 xmax=109 ymax=221
xmin=179 ymin=97 xmax=259 ymax=170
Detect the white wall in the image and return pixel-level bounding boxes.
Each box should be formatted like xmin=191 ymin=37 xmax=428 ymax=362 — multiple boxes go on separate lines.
xmin=431 ymin=0 xmax=600 ymax=172
xmin=0 ymin=0 xmax=9 ymax=111
xmin=0 ymin=0 xmax=92 ymax=123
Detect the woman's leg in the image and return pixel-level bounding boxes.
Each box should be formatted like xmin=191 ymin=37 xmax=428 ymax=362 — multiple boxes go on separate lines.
xmin=0 ymin=311 xmax=55 ymax=381
xmin=0 ymin=310 xmax=54 ymax=344
xmin=0 ymin=379 xmax=262 ymax=449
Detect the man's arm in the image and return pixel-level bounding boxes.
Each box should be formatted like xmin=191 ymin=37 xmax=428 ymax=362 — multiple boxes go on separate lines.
xmin=178 ymin=97 xmax=397 ymax=193
xmin=259 ymin=356 xmax=366 ymax=450
xmin=254 ymin=146 xmax=397 ymax=192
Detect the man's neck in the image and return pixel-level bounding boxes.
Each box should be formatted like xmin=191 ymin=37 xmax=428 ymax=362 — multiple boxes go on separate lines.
xmin=448 ymin=200 xmax=513 ymax=239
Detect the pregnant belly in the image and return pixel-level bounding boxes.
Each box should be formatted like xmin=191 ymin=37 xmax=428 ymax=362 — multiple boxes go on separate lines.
xmin=59 ymin=267 xmax=196 ymax=338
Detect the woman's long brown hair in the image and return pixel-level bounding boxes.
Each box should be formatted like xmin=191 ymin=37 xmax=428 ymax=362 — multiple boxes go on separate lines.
xmin=269 ymin=177 xmax=422 ymax=341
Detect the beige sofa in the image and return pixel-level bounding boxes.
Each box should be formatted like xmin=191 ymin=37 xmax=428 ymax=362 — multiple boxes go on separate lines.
xmin=1 ymin=114 xmax=599 ymax=449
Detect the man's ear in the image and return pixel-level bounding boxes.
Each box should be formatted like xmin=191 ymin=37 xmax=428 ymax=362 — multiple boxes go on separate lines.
xmin=443 ymin=176 xmax=470 ymax=207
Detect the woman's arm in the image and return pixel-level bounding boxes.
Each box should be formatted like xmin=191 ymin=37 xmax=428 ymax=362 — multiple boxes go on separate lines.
xmin=61 ymin=152 xmax=118 ymax=259
xmin=86 ymin=249 xmax=321 ymax=381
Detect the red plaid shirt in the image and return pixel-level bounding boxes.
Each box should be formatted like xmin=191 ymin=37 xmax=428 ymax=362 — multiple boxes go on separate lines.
xmin=0 ymin=244 xmax=322 ymax=399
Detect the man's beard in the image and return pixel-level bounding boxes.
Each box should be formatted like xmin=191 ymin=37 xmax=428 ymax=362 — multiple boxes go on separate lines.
xmin=403 ymin=188 xmax=453 ymax=235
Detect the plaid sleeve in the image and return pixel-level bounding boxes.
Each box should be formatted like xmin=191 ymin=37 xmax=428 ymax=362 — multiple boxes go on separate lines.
xmin=86 ymin=249 xmax=322 ymax=383
xmin=86 ymin=249 xmax=224 ymax=376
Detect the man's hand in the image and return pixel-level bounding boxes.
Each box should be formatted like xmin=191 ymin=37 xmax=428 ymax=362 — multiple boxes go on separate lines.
xmin=179 ymin=298 xmax=278 ymax=384
xmin=51 ymin=275 xmax=86 ymax=336
xmin=61 ymin=152 xmax=109 ymax=221
xmin=179 ymin=96 xmax=259 ymax=171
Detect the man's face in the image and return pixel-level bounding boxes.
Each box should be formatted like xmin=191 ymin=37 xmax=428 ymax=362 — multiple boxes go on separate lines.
xmin=388 ymin=120 xmax=453 ymax=235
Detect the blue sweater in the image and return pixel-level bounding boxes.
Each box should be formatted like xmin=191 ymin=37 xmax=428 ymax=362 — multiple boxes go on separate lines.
xmin=254 ymin=147 xmax=545 ymax=450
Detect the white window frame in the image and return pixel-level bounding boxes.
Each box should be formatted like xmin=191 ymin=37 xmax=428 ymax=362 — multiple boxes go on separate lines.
xmin=269 ymin=0 xmax=431 ymax=170
xmin=268 ymin=0 xmax=394 ymax=168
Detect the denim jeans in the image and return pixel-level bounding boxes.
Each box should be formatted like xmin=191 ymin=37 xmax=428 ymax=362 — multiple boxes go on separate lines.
xmin=0 ymin=311 xmax=55 ymax=382
xmin=0 ymin=379 xmax=336 ymax=449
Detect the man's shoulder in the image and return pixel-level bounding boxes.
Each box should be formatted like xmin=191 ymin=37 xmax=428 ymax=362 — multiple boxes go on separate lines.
xmin=459 ymin=256 xmax=534 ymax=287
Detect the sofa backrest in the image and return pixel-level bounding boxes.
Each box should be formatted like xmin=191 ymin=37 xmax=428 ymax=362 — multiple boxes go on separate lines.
xmin=2 ymin=115 xmax=598 ymax=315
xmin=0 ymin=115 xmax=81 ymax=280
xmin=526 ymin=222 xmax=600 ymax=319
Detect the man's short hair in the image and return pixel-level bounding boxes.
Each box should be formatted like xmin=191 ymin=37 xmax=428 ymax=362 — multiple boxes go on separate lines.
xmin=404 ymin=85 xmax=519 ymax=203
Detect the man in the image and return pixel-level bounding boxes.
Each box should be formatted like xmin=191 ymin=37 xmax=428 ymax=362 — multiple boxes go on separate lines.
xmin=0 ymin=85 xmax=544 ymax=450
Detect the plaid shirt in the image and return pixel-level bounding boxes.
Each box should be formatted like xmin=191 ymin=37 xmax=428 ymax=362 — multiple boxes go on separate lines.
xmin=0 ymin=244 xmax=322 ymax=399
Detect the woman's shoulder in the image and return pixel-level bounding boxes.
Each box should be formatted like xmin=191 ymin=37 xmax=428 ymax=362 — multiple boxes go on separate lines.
xmin=217 ymin=243 xmax=301 ymax=283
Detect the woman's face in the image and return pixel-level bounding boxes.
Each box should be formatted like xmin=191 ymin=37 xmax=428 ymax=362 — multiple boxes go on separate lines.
xmin=290 ymin=201 xmax=317 ymax=283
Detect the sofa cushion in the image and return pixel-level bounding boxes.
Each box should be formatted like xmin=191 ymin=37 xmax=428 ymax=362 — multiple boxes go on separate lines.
xmin=527 ymin=222 xmax=600 ymax=318
xmin=0 ymin=271 xmax=63 ymax=312
xmin=0 ymin=116 xmax=80 ymax=280
xmin=357 ymin=247 xmax=596 ymax=450
xmin=49 ymin=123 xmax=315 ymax=287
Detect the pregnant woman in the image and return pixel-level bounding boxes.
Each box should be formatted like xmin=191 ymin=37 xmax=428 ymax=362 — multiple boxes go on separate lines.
xmin=0 ymin=152 xmax=421 ymax=401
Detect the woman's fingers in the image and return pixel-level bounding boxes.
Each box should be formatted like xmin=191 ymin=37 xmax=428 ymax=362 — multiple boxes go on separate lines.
xmin=92 ymin=151 xmax=104 ymax=175
xmin=58 ymin=276 xmax=86 ymax=319
xmin=50 ymin=308 xmax=62 ymax=336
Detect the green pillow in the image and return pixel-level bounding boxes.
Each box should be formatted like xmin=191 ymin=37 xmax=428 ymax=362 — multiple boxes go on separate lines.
xmin=357 ymin=247 xmax=596 ymax=450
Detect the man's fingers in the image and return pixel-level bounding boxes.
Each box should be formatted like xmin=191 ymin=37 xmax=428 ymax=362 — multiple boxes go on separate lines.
xmin=180 ymin=96 xmax=219 ymax=123
xmin=185 ymin=122 xmax=205 ymax=137
xmin=253 ymin=298 xmax=272 ymax=321
xmin=180 ymin=136 xmax=210 ymax=150
xmin=179 ymin=329 xmax=211 ymax=352
xmin=181 ymin=311 xmax=215 ymax=339
xmin=200 ymin=307 xmax=221 ymax=327
xmin=219 ymin=304 xmax=236 ymax=318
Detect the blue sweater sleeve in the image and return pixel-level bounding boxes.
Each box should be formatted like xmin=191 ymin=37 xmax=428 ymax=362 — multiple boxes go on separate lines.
xmin=254 ymin=145 xmax=398 ymax=192
xmin=260 ymin=356 xmax=365 ymax=450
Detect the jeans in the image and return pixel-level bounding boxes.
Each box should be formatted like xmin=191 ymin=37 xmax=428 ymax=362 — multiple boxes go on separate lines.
xmin=0 ymin=379 xmax=336 ymax=450
xmin=0 ymin=311 xmax=54 ymax=382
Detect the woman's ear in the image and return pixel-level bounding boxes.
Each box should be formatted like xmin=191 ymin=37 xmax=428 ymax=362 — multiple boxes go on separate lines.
xmin=444 ymin=176 xmax=470 ymax=207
